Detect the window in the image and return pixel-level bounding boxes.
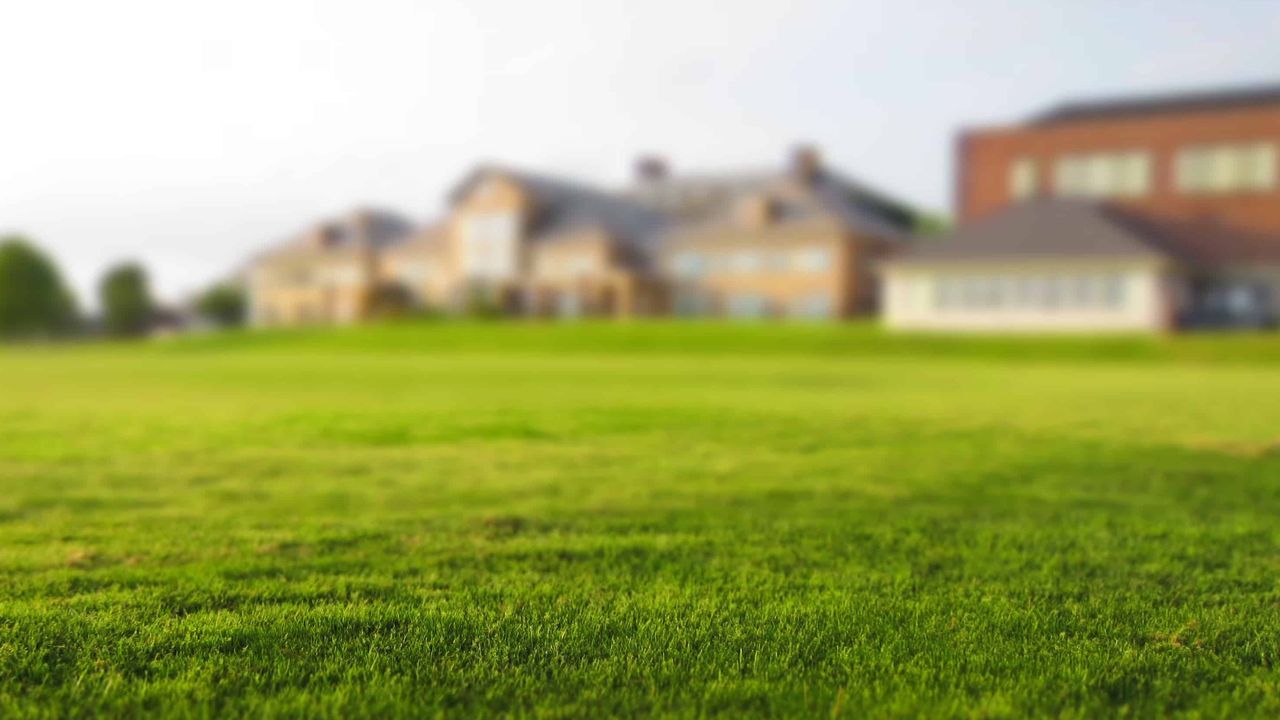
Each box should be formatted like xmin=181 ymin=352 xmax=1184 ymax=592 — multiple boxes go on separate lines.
xmin=460 ymin=213 xmax=519 ymax=280
xmin=557 ymin=293 xmax=583 ymax=318
xmin=674 ymin=291 xmax=712 ymax=317
xmin=794 ymin=248 xmax=832 ymax=273
xmin=932 ymin=273 xmax=1129 ymax=312
xmin=564 ymin=255 xmax=595 ymax=277
xmin=1100 ymin=275 xmax=1126 ymax=308
xmin=765 ymin=251 xmax=790 ymax=272
xmin=728 ymin=251 xmax=763 ymax=274
xmin=727 ymin=294 xmax=770 ymax=319
xmin=672 ymin=252 xmax=707 ymax=279
xmin=1176 ymin=142 xmax=1277 ymax=194
xmin=1054 ymin=151 xmax=1152 ymax=198
xmin=1009 ymin=157 xmax=1039 ymax=200
xmin=789 ymin=293 xmax=833 ymax=319
xmin=395 ymin=261 xmax=433 ymax=284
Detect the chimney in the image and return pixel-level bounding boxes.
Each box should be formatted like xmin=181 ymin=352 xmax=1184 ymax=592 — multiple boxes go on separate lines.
xmin=791 ymin=144 xmax=823 ymax=184
xmin=352 ymin=209 xmax=377 ymax=243
xmin=634 ymin=155 xmax=669 ymax=184
xmin=310 ymin=222 xmax=341 ymax=249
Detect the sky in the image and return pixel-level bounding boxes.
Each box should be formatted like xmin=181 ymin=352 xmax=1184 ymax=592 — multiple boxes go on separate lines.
xmin=2 ymin=0 xmax=1278 ymax=307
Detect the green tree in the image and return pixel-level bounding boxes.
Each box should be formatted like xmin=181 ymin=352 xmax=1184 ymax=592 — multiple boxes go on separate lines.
xmin=99 ymin=263 xmax=154 ymax=337
xmin=0 ymin=236 xmax=77 ymax=339
xmin=196 ymin=282 xmax=246 ymax=327
xmin=913 ymin=213 xmax=952 ymax=238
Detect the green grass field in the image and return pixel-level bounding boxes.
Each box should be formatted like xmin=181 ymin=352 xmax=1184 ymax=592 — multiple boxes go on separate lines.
xmin=2 ymin=322 xmax=1279 ymax=718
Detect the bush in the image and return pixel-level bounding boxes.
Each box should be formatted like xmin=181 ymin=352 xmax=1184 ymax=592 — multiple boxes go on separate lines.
xmin=462 ymin=284 xmax=507 ymax=319
xmin=0 ymin=236 xmax=78 ymax=339
xmin=196 ymin=283 xmax=246 ymax=327
xmin=366 ymin=282 xmax=415 ymax=320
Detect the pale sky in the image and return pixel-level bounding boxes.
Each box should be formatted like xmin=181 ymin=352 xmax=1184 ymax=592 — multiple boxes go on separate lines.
xmin=2 ymin=0 xmax=1278 ymax=307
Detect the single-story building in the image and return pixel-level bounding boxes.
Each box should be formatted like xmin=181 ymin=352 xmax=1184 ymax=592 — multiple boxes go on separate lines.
xmin=880 ymin=199 xmax=1280 ymax=333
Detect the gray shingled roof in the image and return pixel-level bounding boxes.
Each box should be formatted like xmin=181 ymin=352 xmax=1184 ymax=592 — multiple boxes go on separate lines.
xmin=449 ymin=165 xmax=670 ymax=251
xmin=890 ymin=199 xmax=1184 ymax=265
xmin=1031 ymin=82 xmax=1280 ymax=125
xmin=626 ymin=167 xmax=917 ymax=240
xmin=261 ymin=208 xmax=413 ymax=261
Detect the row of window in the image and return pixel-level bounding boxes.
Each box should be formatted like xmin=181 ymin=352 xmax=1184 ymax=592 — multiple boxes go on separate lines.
xmin=261 ymin=265 xmax=362 ymax=287
xmin=1009 ymin=142 xmax=1278 ymax=200
xmin=933 ymin=273 xmax=1129 ymax=311
xmin=671 ymin=248 xmax=833 ymax=279
xmin=535 ymin=254 xmax=598 ymax=279
xmin=675 ymin=292 xmax=834 ymax=318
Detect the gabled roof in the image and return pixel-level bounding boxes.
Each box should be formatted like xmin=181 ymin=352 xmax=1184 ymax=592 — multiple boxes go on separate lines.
xmin=382 ymin=222 xmax=448 ymax=257
xmin=448 ymin=164 xmax=669 ymax=250
xmin=891 ymin=199 xmax=1280 ymax=268
xmin=890 ymin=199 xmax=1181 ymax=265
xmin=626 ymin=167 xmax=917 ymax=240
xmin=260 ymin=207 xmax=414 ymax=261
xmin=1030 ymin=82 xmax=1280 ymax=126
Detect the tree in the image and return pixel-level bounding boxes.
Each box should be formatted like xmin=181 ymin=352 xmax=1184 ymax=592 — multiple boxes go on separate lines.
xmin=99 ymin=263 xmax=154 ymax=337
xmin=0 ymin=236 xmax=77 ymax=339
xmin=196 ymin=282 xmax=246 ymax=327
xmin=913 ymin=213 xmax=952 ymax=238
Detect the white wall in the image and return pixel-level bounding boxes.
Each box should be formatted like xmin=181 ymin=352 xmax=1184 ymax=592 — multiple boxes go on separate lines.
xmin=882 ymin=262 xmax=1174 ymax=333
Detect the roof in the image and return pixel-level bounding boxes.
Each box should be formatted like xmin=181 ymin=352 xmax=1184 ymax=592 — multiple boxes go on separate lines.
xmin=1120 ymin=214 xmax=1280 ymax=267
xmin=626 ymin=167 xmax=917 ymax=240
xmin=449 ymin=165 xmax=669 ymax=251
xmin=891 ymin=199 xmax=1280 ymax=268
xmin=890 ymin=199 xmax=1181 ymax=265
xmin=381 ymin=222 xmax=448 ymax=257
xmin=260 ymin=208 xmax=414 ymax=261
xmin=1030 ymin=82 xmax=1280 ymax=125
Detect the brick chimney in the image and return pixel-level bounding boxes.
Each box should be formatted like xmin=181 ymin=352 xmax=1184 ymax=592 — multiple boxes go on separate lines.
xmin=309 ymin=222 xmax=341 ymax=249
xmin=351 ymin=209 xmax=377 ymax=244
xmin=791 ymin=144 xmax=823 ymax=184
xmin=634 ymin=155 xmax=669 ymax=184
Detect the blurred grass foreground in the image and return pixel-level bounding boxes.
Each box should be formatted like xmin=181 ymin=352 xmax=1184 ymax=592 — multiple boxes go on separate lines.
xmin=2 ymin=321 xmax=1280 ymax=717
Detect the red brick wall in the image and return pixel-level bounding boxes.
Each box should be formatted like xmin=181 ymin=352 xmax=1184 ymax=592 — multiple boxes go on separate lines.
xmin=957 ymin=103 xmax=1280 ymax=233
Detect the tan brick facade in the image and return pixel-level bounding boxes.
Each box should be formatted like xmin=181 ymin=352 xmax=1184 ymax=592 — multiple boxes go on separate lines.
xmin=248 ymin=151 xmax=917 ymax=326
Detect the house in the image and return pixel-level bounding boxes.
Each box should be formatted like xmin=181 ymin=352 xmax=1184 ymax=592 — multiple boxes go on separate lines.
xmin=440 ymin=166 xmax=672 ymax=317
xmin=247 ymin=147 xmax=917 ymax=325
xmin=248 ymin=209 xmax=413 ymax=327
xmin=884 ymin=82 xmax=1280 ymax=332
xmin=634 ymin=147 xmax=917 ymax=319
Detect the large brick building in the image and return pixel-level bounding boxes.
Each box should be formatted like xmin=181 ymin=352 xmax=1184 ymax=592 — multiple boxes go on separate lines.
xmin=885 ymin=83 xmax=1280 ymax=333
xmin=957 ymin=84 xmax=1280 ymax=231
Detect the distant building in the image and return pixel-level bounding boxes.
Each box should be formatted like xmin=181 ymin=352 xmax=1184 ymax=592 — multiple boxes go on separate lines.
xmin=958 ymin=83 xmax=1280 ymax=232
xmin=639 ymin=146 xmax=916 ymax=319
xmin=246 ymin=147 xmax=917 ymax=325
xmin=885 ymin=82 xmax=1280 ymax=332
xmin=249 ymin=209 xmax=412 ymax=327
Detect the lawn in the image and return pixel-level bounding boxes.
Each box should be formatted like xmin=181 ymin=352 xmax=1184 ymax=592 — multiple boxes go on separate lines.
xmin=1 ymin=322 xmax=1279 ymax=718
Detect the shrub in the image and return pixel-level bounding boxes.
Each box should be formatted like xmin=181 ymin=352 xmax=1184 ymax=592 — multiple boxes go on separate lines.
xmin=196 ymin=283 xmax=246 ymax=327
xmin=0 ymin=236 xmax=78 ymax=339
